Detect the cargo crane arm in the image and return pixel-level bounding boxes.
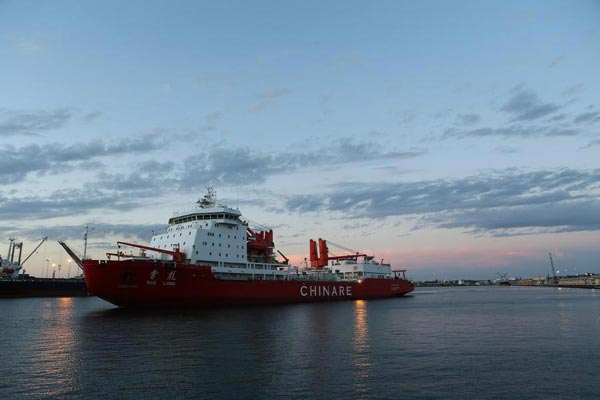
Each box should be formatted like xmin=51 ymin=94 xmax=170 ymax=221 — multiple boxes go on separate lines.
xmin=116 ymin=241 xmax=186 ymax=262
xmin=20 ymin=236 xmax=48 ymax=266
xmin=277 ymin=250 xmax=289 ymax=264
xmin=325 ymin=239 xmax=368 ymax=260
xmin=57 ymin=241 xmax=84 ymax=269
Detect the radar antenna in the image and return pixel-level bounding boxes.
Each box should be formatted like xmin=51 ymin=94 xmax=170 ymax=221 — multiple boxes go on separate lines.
xmin=197 ymin=186 xmax=217 ymax=208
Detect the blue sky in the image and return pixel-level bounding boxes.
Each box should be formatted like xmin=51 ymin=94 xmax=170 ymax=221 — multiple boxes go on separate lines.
xmin=1 ymin=1 xmax=599 ymax=279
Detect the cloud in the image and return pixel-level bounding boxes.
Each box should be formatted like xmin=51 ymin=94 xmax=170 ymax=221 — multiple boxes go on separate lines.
xmin=198 ymin=111 xmax=224 ymax=131
xmin=5 ymin=223 xmax=166 ymax=243
xmin=95 ymin=160 xmax=176 ymax=194
xmin=284 ymin=168 xmax=600 ymax=235
xmin=580 ymin=139 xmax=600 ymax=150
xmin=443 ymin=87 xmax=588 ymax=139
xmin=82 ymin=111 xmax=103 ymax=123
xmin=430 ymin=199 xmax=600 ymax=236
xmin=2 ymin=136 xmax=424 ymax=219
xmin=456 ymin=113 xmax=480 ymax=126
xmin=0 ymin=188 xmax=141 ymax=220
xmin=573 ymin=111 xmax=600 ymax=124
xmin=180 ymin=138 xmax=426 ymax=187
xmin=250 ymin=88 xmax=292 ymax=112
xmin=561 ymin=84 xmax=583 ymax=97
xmin=0 ymin=134 xmax=167 ymax=184
xmin=492 ymin=145 xmax=518 ymax=154
xmin=445 ymin=124 xmax=578 ymax=138
xmin=203 ymin=111 xmax=222 ymax=125
xmin=500 ymin=87 xmax=561 ymax=121
xmin=0 ymin=108 xmax=74 ymax=136
xmin=549 ymin=55 xmax=566 ymax=68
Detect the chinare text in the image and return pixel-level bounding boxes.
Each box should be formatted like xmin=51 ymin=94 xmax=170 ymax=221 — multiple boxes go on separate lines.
xmin=300 ymin=285 xmax=353 ymax=297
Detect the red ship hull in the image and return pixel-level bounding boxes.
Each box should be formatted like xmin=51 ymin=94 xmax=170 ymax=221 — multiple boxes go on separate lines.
xmin=84 ymin=260 xmax=414 ymax=308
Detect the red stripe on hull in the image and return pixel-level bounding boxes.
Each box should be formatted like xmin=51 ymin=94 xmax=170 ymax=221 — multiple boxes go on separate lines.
xmin=84 ymin=260 xmax=414 ymax=308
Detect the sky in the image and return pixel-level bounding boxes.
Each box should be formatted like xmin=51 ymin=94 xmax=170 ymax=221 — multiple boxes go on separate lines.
xmin=1 ymin=0 xmax=599 ymax=280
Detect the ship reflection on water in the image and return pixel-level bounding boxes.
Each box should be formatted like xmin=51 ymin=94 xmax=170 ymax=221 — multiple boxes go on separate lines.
xmin=352 ymin=300 xmax=371 ymax=398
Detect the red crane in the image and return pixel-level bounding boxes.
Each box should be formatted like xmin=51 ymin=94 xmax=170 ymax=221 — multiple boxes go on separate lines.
xmin=116 ymin=241 xmax=186 ymax=263
xmin=309 ymin=238 xmax=367 ymax=268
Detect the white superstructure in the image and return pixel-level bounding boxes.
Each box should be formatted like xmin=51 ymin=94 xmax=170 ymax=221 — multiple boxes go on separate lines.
xmin=147 ymin=188 xmax=289 ymax=279
xmin=330 ymin=258 xmax=394 ymax=280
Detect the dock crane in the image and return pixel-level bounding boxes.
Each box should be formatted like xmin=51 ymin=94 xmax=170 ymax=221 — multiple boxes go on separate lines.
xmin=549 ymin=252 xmax=559 ymax=285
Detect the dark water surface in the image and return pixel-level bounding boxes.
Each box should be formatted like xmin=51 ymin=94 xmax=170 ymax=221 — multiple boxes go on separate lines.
xmin=2 ymin=287 xmax=599 ymax=399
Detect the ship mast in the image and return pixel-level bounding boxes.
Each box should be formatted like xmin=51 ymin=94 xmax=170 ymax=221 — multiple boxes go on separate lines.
xmin=548 ymin=252 xmax=559 ymax=285
xmin=83 ymin=224 xmax=89 ymax=260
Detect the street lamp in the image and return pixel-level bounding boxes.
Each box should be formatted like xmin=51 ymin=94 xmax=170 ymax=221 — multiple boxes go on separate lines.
xmin=52 ymin=263 xmax=56 ymax=279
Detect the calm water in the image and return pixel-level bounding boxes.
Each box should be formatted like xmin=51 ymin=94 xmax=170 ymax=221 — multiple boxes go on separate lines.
xmin=2 ymin=287 xmax=599 ymax=399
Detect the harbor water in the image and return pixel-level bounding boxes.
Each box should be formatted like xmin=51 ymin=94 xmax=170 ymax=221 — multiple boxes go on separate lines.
xmin=2 ymin=286 xmax=599 ymax=399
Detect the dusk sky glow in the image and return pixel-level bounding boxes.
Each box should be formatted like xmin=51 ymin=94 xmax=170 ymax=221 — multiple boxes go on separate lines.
xmin=1 ymin=1 xmax=599 ymax=280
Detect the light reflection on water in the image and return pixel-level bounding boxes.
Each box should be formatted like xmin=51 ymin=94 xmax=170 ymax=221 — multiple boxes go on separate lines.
xmin=12 ymin=297 xmax=81 ymax=398
xmin=352 ymin=300 xmax=370 ymax=398
xmin=2 ymin=288 xmax=600 ymax=399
